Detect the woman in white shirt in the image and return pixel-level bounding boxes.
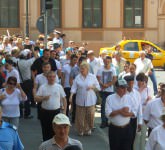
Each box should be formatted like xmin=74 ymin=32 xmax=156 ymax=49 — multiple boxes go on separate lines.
xmin=0 ymin=76 xmax=27 ymax=128
xmin=146 ymin=110 xmax=165 ymax=150
xmin=135 ymin=73 xmax=153 ymax=150
xmin=70 ymin=62 xmax=100 ymax=136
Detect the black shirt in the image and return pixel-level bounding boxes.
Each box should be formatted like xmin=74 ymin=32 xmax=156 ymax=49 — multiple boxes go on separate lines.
xmin=31 ymin=57 xmax=57 ymax=75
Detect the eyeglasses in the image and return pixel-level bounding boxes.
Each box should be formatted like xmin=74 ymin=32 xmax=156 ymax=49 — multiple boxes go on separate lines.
xmin=8 ymin=82 xmax=16 ymax=86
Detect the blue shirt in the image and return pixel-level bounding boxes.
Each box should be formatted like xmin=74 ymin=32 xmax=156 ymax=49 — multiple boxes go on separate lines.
xmin=0 ymin=121 xmax=24 ymax=150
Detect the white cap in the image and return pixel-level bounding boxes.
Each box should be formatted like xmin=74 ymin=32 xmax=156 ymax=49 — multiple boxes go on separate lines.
xmin=52 ymin=113 xmax=71 ymax=126
xmin=54 ymin=30 xmax=61 ymax=35
xmin=87 ymin=50 xmax=94 ymax=55
xmin=20 ymin=49 xmax=31 ymax=57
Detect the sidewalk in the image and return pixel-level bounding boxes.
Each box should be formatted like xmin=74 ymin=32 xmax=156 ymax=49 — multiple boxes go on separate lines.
xmin=18 ymin=106 xmax=109 ymax=150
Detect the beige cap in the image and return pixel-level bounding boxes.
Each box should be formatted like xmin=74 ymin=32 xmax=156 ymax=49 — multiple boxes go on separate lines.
xmin=87 ymin=50 xmax=94 ymax=55
xmin=52 ymin=113 xmax=71 ymax=126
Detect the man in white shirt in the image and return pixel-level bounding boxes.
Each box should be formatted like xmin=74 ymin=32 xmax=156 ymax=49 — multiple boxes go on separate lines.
xmin=124 ymin=75 xmax=143 ymax=149
xmin=145 ymin=109 xmax=165 ymax=150
xmin=35 ymin=71 xmax=67 ymax=141
xmin=134 ymin=51 xmax=153 ymax=76
xmin=39 ymin=113 xmax=83 ymax=150
xmin=61 ymin=54 xmax=78 ymax=116
xmin=143 ymin=88 xmax=165 ymax=135
xmin=105 ymin=79 xmax=135 ymax=150
xmin=87 ymin=50 xmax=101 ymax=76
xmin=97 ymin=56 xmax=117 ymax=128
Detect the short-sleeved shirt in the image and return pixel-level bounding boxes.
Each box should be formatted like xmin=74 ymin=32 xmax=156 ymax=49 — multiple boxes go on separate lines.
xmin=6 ymin=68 xmax=20 ymax=83
xmin=31 ymin=57 xmax=57 ymax=75
xmin=17 ymin=58 xmax=35 ymax=82
xmin=143 ymin=98 xmax=164 ymax=129
xmin=146 ymin=125 xmax=165 ymax=150
xmin=97 ymin=66 xmax=116 ymax=92
xmin=0 ymin=88 xmax=27 ymax=117
xmin=39 ymin=137 xmax=83 ymax=150
xmin=70 ymin=66 xmax=80 ymax=80
xmin=62 ymin=64 xmax=75 ymax=88
xmin=0 ymin=121 xmax=24 ymax=150
xmin=37 ymin=83 xmax=66 ymax=110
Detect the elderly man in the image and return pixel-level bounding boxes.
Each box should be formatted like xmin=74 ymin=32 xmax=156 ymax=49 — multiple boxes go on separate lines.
xmin=35 ymin=71 xmax=67 ymax=141
xmin=39 ymin=113 xmax=83 ymax=150
xmin=105 ymin=79 xmax=135 ymax=150
xmin=134 ymin=51 xmax=157 ymax=95
xmin=0 ymin=106 xmax=24 ymax=150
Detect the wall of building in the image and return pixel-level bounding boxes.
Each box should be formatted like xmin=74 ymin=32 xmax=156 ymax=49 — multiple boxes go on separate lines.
xmin=0 ymin=0 xmax=165 ymax=52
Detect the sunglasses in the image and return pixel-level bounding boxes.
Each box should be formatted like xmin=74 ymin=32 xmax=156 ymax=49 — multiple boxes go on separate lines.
xmin=8 ymin=82 xmax=16 ymax=86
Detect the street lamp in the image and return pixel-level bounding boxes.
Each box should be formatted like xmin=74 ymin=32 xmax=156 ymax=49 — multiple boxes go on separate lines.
xmin=26 ymin=0 xmax=29 ymax=37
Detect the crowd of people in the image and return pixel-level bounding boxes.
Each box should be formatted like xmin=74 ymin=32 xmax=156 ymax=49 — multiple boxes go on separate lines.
xmin=0 ymin=30 xmax=165 ymax=150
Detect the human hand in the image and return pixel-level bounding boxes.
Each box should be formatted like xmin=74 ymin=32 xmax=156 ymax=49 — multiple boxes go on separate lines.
xmin=43 ymin=95 xmax=50 ymax=101
xmin=0 ymin=94 xmax=6 ymax=100
xmin=87 ymin=85 xmax=94 ymax=91
xmin=137 ymin=124 xmax=142 ymax=132
xmin=122 ymin=107 xmax=129 ymax=112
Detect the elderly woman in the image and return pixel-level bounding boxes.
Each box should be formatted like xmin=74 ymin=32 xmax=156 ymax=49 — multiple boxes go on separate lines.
xmin=145 ymin=109 xmax=165 ymax=150
xmin=0 ymin=76 xmax=27 ymax=128
xmin=70 ymin=62 xmax=100 ymax=136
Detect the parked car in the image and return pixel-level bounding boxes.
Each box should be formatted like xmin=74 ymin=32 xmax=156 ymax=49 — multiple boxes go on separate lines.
xmin=100 ymin=40 xmax=165 ymax=70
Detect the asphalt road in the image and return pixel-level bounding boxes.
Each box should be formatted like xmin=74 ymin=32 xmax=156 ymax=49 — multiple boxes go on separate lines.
xmin=18 ymin=70 xmax=165 ymax=150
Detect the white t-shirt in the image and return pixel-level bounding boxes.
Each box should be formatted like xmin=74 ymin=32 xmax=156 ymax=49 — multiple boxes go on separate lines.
xmin=62 ymin=64 xmax=74 ymax=88
xmin=35 ymin=73 xmax=59 ymax=89
xmin=88 ymin=57 xmax=101 ymax=76
xmin=36 ymin=83 xmax=66 ymax=110
xmin=97 ymin=66 xmax=116 ymax=92
xmin=35 ymin=74 xmax=48 ymax=89
xmin=143 ymin=98 xmax=164 ymax=129
xmin=6 ymin=68 xmax=20 ymax=83
xmin=0 ymin=88 xmax=27 ymax=117
xmin=17 ymin=58 xmax=35 ymax=82
xmin=146 ymin=125 xmax=165 ymax=150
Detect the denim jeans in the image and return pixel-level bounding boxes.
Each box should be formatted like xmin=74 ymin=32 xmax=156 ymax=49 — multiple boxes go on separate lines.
xmin=149 ymin=69 xmax=158 ymax=95
xmin=100 ymin=91 xmax=114 ymax=124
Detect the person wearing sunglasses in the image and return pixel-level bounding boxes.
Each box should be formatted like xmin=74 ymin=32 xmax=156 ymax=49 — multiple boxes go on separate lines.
xmin=0 ymin=76 xmax=27 ymax=128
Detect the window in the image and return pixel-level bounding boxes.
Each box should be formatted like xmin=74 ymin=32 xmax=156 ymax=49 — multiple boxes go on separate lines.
xmin=0 ymin=0 xmax=19 ymax=28
xmin=83 ymin=0 xmax=102 ymax=28
xmin=41 ymin=0 xmax=61 ymax=28
xmin=124 ymin=0 xmax=144 ymax=28
xmin=124 ymin=42 xmax=139 ymax=51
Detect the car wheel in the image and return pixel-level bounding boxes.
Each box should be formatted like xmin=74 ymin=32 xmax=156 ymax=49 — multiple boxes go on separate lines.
xmin=164 ymin=63 xmax=165 ymax=71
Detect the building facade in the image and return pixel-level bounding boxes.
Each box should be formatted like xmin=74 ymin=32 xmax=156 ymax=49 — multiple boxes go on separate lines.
xmin=0 ymin=0 xmax=165 ymax=52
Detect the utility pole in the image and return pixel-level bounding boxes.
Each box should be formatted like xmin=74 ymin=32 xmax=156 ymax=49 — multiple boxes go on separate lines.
xmin=26 ymin=0 xmax=29 ymax=37
xmin=44 ymin=0 xmax=53 ymax=48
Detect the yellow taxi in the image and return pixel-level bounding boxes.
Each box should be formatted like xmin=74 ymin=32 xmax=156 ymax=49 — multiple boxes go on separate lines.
xmin=100 ymin=40 xmax=165 ymax=69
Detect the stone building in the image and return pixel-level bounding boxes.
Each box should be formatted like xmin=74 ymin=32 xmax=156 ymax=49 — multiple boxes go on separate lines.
xmin=0 ymin=0 xmax=165 ymax=52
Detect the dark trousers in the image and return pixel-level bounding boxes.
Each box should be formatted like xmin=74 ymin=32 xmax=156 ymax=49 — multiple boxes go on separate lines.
xmin=130 ymin=118 xmax=137 ymax=150
xmin=40 ymin=108 xmax=60 ymax=141
xmin=71 ymin=94 xmax=76 ymax=123
xmin=100 ymin=91 xmax=113 ymax=124
xmin=20 ymin=79 xmax=33 ymax=117
xmin=64 ymin=87 xmax=71 ymax=116
xmin=109 ymin=124 xmax=133 ymax=150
